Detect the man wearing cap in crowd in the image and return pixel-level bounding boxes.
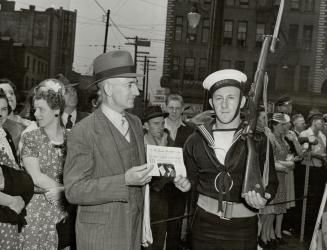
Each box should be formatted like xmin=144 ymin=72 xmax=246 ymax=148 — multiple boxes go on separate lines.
xmin=275 ymin=95 xmax=293 ymax=115
xmin=299 ymin=111 xmax=327 ymax=237
xmin=143 ymin=105 xmax=172 ymax=147
xmin=142 ymin=105 xmax=173 ymax=250
xmin=55 ymin=74 xmax=89 ymax=129
xmin=183 ymin=69 xmax=278 ymax=249
xmin=63 ymin=50 xmax=190 ymax=250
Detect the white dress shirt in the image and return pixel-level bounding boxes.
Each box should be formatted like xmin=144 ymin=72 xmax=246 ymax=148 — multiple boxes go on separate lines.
xmin=62 ymin=109 xmax=77 ymax=127
xmin=101 ymin=105 xmax=130 ymax=142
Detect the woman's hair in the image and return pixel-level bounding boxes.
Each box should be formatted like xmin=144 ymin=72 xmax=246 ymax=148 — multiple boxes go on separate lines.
xmin=0 ymin=78 xmax=16 ymax=90
xmin=33 ymin=79 xmax=65 ymax=115
xmin=0 ymin=88 xmax=12 ymax=115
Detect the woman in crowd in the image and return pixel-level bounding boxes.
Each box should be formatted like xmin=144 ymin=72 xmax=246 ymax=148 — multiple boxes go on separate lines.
xmin=259 ymin=113 xmax=295 ymax=248
xmin=0 ymin=89 xmax=34 ymax=249
xmin=20 ymin=79 xmax=68 ymax=249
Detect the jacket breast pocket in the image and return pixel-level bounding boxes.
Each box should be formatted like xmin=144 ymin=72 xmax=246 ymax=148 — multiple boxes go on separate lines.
xmin=79 ymin=211 xmax=108 ymax=225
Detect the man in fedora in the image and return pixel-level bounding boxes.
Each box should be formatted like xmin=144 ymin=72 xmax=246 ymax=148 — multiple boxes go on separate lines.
xmin=64 ymin=50 xmax=190 ymax=250
xmin=55 ymin=74 xmax=89 ymax=129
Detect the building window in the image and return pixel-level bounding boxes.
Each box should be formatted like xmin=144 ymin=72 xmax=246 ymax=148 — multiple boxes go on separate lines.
xmin=221 ymin=60 xmax=231 ymax=69
xmin=299 ymin=66 xmax=310 ymax=92
xmin=198 ymin=58 xmax=207 ymax=80
xmin=304 ymin=0 xmax=314 ymax=11
xmin=256 ymin=23 xmax=265 ymax=48
xmin=37 ymin=61 xmax=41 ymax=74
xmin=237 ymin=21 xmax=247 ymax=47
xmin=256 ymin=0 xmax=269 ymax=9
xmin=288 ymin=24 xmax=299 ymax=47
xmin=302 ymin=25 xmax=313 ymax=50
xmin=33 ymin=59 xmax=36 ymax=73
xmin=290 ymin=0 xmax=300 ymax=10
xmin=225 ymin=0 xmax=235 ymax=6
xmin=184 ymin=57 xmax=195 ymax=80
xmin=25 ymin=76 xmax=29 ymax=89
xmin=281 ymin=65 xmax=295 ymax=91
xmin=174 ymin=16 xmax=183 ymax=41
xmin=171 ymin=56 xmax=180 ymax=78
xmin=201 ymin=18 xmax=210 ymax=43
xmin=26 ymin=56 xmax=30 ymax=69
xmin=223 ymin=20 xmax=233 ymax=45
xmin=239 ymin=0 xmax=249 ymax=8
xmin=235 ymin=60 xmax=245 ymax=72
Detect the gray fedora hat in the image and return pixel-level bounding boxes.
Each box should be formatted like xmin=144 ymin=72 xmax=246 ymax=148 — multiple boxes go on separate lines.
xmin=92 ymin=50 xmax=143 ymax=85
xmin=54 ymin=73 xmax=79 ymax=88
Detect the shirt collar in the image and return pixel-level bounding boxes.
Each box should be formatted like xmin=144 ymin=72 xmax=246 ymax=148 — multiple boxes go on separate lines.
xmin=101 ymin=104 xmax=125 ymax=127
xmin=62 ymin=109 xmax=77 ymax=124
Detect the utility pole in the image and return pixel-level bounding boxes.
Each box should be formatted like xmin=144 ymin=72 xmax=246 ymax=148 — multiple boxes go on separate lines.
xmin=103 ymin=9 xmax=110 ymax=53
xmin=145 ymin=59 xmax=150 ymax=109
xmin=125 ymin=37 xmax=151 ymax=68
xmin=142 ymin=56 xmax=147 ymax=102
xmin=134 ymin=36 xmax=138 ymax=68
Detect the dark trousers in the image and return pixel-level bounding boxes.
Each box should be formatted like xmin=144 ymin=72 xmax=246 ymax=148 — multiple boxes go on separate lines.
xmin=304 ymin=167 xmax=327 ymax=238
xmin=165 ymin=183 xmax=187 ymax=250
xmin=191 ymin=207 xmax=258 ymax=250
xmin=283 ymin=162 xmax=306 ymax=234
xmin=146 ymin=190 xmax=168 ymax=250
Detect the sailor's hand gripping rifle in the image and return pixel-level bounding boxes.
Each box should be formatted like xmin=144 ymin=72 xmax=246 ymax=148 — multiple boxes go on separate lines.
xmin=241 ymin=0 xmax=285 ymax=197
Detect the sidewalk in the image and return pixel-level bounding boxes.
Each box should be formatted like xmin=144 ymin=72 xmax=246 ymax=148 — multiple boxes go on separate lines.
xmin=275 ymin=235 xmax=309 ymax=250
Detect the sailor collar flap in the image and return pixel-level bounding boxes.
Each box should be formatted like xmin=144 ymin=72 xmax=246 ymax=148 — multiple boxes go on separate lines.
xmin=196 ymin=122 xmax=244 ymax=148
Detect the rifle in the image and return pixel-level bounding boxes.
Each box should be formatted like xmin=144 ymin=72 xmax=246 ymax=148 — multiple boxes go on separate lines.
xmin=242 ymin=0 xmax=285 ymax=197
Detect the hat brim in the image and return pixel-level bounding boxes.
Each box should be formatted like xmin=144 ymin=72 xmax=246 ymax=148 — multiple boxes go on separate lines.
xmin=65 ymin=83 xmax=79 ymax=87
xmin=142 ymin=112 xmax=168 ymax=123
xmin=87 ymin=73 xmax=144 ymax=89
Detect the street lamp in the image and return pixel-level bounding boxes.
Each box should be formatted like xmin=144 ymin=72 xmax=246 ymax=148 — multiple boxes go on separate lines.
xmin=187 ymin=0 xmax=224 ymax=110
xmin=187 ymin=5 xmax=201 ymax=29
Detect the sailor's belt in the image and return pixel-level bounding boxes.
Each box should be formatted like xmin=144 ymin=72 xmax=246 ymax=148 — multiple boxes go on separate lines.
xmin=197 ymin=194 xmax=256 ymax=220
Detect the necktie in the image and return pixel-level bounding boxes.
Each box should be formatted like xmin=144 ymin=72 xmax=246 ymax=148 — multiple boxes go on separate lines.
xmin=66 ymin=114 xmax=73 ymax=129
xmin=121 ymin=115 xmax=130 ymax=139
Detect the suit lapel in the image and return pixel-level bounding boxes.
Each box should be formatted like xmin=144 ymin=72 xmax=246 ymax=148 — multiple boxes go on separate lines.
xmin=125 ymin=113 xmax=145 ymax=164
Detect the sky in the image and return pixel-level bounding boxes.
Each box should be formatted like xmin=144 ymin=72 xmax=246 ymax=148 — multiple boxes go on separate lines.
xmin=14 ymin=0 xmax=168 ymax=99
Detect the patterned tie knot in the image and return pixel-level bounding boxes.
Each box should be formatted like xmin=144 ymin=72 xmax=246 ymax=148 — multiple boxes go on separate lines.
xmin=66 ymin=114 xmax=73 ymax=129
xmin=121 ymin=114 xmax=129 ymax=138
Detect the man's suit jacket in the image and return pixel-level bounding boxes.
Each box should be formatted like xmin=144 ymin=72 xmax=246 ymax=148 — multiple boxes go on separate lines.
xmin=64 ymin=108 xmax=146 ymax=250
xmin=3 ymin=118 xmax=25 ymax=150
xmin=76 ymin=111 xmax=89 ymax=124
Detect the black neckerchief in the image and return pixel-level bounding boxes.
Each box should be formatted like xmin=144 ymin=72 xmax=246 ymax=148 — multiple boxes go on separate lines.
xmin=196 ymin=121 xmax=244 ymax=212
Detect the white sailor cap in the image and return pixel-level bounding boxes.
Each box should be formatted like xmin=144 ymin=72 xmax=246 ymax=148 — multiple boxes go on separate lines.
xmin=203 ymin=69 xmax=247 ymax=97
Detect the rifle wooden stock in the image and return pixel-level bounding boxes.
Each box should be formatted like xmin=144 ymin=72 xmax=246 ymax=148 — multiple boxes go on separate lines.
xmin=242 ymin=0 xmax=285 ymax=196
xmin=242 ymin=36 xmax=272 ymax=197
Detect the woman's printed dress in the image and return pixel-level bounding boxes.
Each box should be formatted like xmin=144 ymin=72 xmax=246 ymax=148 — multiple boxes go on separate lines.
xmin=20 ymin=128 xmax=66 ymax=250
xmin=0 ymin=128 xmax=22 ymax=250
xmin=270 ymin=134 xmax=290 ymax=214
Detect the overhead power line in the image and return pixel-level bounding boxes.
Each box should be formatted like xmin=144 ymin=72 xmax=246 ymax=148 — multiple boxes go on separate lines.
xmin=136 ymin=0 xmax=166 ymax=9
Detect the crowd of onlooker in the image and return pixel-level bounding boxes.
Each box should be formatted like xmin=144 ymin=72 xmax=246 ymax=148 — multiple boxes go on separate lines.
xmin=0 ymin=72 xmax=326 ymax=250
